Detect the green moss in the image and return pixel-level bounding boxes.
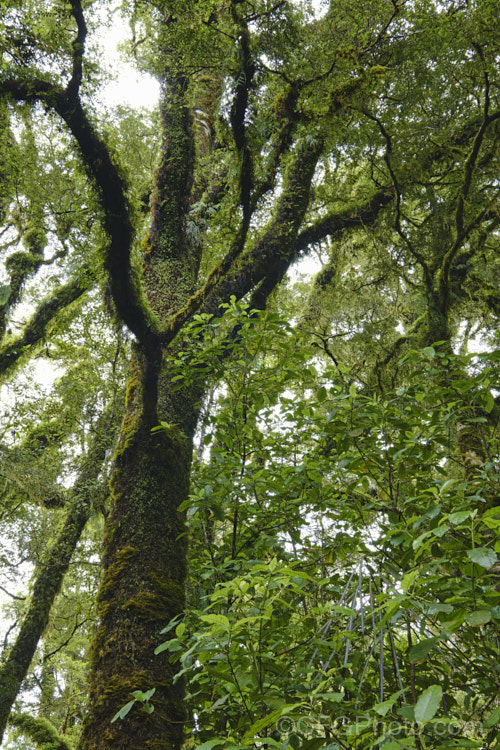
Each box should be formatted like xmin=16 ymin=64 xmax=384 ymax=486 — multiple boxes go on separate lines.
xmin=5 ymin=251 xmax=39 ymax=275
xmin=99 ymin=546 xmax=140 ymax=603
xmin=111 ymin=374 xmax=141 ymax=465
xmin=9 ymin=712 xmax=73 ymax=750
xmin=92 ymin=671 xmax=154 ymax=715
xmin=122 ymin=591 xmax=171 ymax=621
xmin=122 ymin=571 xmax=185 ymax=621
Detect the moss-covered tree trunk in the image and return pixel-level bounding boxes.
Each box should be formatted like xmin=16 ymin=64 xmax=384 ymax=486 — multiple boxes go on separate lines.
xmin=78 ymin=371 xmax=198 ymax=749
xmin=78 ymin=76 xmax=200 ymax=750
xmin=0 ymin=409 xmax=116 ymax=744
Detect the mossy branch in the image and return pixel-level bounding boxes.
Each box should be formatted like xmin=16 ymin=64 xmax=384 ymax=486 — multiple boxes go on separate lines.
xmin=439 ymin=109 xmax=500 ymax=308
xmin=9 ymin=712 xmax=73 ymax=750
xmin=0 ymin=78 xmax=160 ymax=351
xmin=201 ymin=137 xmax=324 ymax=319
xmin=229 ymin=5 xmax=255 ymax=225
xmin=66 ymin=0 xmax=87 ymax=100
xmin=0 ymin=270 xmax=95 ymax=380
xmin=0 ymin=406 xmax=120 ymax=744
xmin=294 ymin=189 xmax=393 ymax=251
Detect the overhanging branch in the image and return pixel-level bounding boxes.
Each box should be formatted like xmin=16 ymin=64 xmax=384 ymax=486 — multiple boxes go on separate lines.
xmin=0 ymin=79 xmax=160 ymax=351
xmin=0 ymin=270 xmax=95 ymax=379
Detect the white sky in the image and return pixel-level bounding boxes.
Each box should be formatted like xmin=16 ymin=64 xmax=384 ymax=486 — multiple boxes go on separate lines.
xmin=93 ymin=2 xmax=160 ymax=109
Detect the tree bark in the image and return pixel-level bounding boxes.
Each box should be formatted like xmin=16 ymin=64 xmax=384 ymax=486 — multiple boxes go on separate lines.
xmin=0 ymin=410 xmax=116 ymax=744
xmin=78 ymin=74 xmax=200 ymax=750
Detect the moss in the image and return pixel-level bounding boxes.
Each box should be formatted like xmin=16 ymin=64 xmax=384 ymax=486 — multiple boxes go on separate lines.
xmin=140 ymin=234 xmax=152 ymax=258
xmin=92 ymin=671 xmax=153 ymax=715
xmin=122 ymin=572 xmax=185 ymax=621
xmin=5 ymin=250 xmax=39 ymax=275
xmin=122 ymin=591 xmax=172 ymax=621
xmin=99 ymin=546 xmax=140 ymax=603
xmin=111 ymin=371 xmax=141 ymax=465
xmin=9 ymin=712 xmax=73 ymax=750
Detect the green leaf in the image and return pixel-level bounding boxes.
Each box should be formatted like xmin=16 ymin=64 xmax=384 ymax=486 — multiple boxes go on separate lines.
xmin=195 ymin=740 xmax=226 ymax=750
xmin=401 ymin=568 xmax=419 ymax=593
xmin=485 ymin=705 xmax=500 ymax=728
xmin=409 ymin=637 xmax=437 ymax=662
xmin=200 ymin=614 xmax=230 ymax=627
xmin=111 ymin=699 xmax=136 ymax=723
xmin=422 ymin=346 xmax=435 ymax=357
xmin=448 ymin=511 xmax=471 ymax=525
xmin=0 ymin=284 xmax=10 ymax=306
xmin=317 ymin=386 xmax=327 ymax=403
xmin=412 ymin=531 xmax=431 ymax=551
xmin=414 ymin=685 xmax=442 ymax=723
xmin=154 ymin=638 xmax=180 ymax=655
xmin=242 ymin=704 xmax=303 ymax=744
xmin=484 ymin=392 xmax=495 ymax=413
xmin=160 ymin=618 xmax=180 ymax=635
xmin=299 ymin=739 xmax=328 ymax=750
xmin=466 ymin=609 xmax=491 ymax=626
xmin=372 ymin=691 xmax=403 ymax=717
xmin=466 ymin=547 xmax=497 ymax=569
xmin=131 ymin=688 xmax=156 ymax=701
xmin=175 ymin=622 xmax=186 ymax=637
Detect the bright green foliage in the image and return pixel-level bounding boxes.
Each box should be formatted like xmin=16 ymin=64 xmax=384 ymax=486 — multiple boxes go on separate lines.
xmin=154 ymin=308 xmax=500 ymax=750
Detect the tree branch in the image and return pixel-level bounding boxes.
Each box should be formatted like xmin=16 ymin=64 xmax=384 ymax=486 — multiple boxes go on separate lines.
xmin=294 ymin=189 xmax=393 ymax=251
xmin=0 ymin=270 xmax=95 ymax=380
xmin=0 ymin=405 xmax=120 ymax=744
xmin=9 ymin=713 xmax=73 ymax=750
xmin=66 ymin=0 xmax=87 ymax=100
xmin=0 ymin=79 xmax=159 ymax=350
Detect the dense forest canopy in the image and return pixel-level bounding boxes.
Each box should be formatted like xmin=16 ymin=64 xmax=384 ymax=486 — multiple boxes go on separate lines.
xmin=0 ymin=0 xmax=499 ymax=748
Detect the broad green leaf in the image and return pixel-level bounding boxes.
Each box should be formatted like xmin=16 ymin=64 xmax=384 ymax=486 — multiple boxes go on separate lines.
xmin=195 ymin=740 xmax=226 ymax=750
xmin=466 ymin=609 xmax=491 ymax=626
xmin=409 ymin=637 xmax=437 ymax=662
xmin=131 ymin=688 xmax=156 ymax=701
xmin=423 ymin=603 xmax=453 ymax=615
xmin=448 ymin=511 xmax=471 ymax=525
xmin=414 ymin=685 xmax=442 ymax=723
xmin=317 ymin=386 xmax=327 ymax=402
xmin=485 ymin=705 xmax=500 ymax=727
xmin=372 ymin=691 xmax=403 ymax=717
xmin=200 ymin=614 xmax=230 ymax=627
xmin=466 ymin=547 xmax=497 ymax=569
xmin=413 ymin=531 xmax=430 ymax=551
xmin=484 ymin=392 xmax=495 ymax=413
xmin=242 ymin=704 xmax=303 ymax=743
xmin=175 ymin=622 xmax=186 ymax=637
xmin=401 ymin=568 xmax=419 ymax=593
xmin=0 ymin=284 xmax=10 ymax=306
xmin=300 ymin=739 xmax=328 ymax=750
xmin=154 ymin=638 xmax=180 ymax=655
xmin=439 ymin=478 xmax=457 ymax=494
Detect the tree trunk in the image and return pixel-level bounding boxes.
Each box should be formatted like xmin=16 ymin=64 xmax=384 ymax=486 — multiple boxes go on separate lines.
xmin=78 ymin=349 xmax=200 ymax=749
xmin=0 ymin=411 xmax=115 ymax=744
xmin=79 ymin=71 xmax=200 ymax=749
